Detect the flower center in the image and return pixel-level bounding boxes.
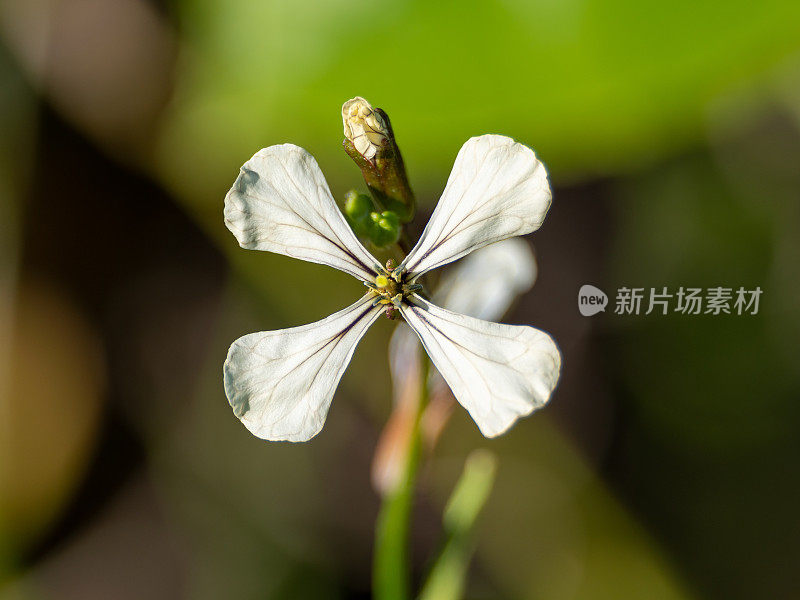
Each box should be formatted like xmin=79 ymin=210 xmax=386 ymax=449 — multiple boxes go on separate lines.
xmin=372 ymin=272 xmax=403 ymax=306
xmin=366 ymin=267 xmax=423 ymax=315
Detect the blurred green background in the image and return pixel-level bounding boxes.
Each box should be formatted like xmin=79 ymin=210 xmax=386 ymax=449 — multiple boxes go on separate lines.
xmin=1 ymin=0 xmax=799 ymax=598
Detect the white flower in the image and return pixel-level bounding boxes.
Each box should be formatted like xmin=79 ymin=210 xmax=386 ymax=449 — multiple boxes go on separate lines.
xmin=223 ymin=135 xmax=561 ymax=442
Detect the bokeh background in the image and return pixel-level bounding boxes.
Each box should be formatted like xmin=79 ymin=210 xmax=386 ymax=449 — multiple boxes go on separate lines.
xmin=2 ymin=0 xmax=800 ymax=598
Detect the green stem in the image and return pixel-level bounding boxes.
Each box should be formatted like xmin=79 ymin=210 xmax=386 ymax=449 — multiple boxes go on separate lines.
xmin=373 ymin=358 xmax=429 ymax=600
xmin=418 ymin=451 xmax=498 ymax=600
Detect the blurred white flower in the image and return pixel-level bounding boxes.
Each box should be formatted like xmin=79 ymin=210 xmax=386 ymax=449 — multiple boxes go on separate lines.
xmin=431 ymin=237 xmax=537 ymax=320
xmin=223 ymin=135 xmax=560 ymax=442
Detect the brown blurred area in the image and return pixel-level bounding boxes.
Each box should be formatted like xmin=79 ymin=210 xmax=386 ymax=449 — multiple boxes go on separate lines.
xmin=2 ymin=0 xmax=800 ymax=599
xmin=1 ymin=1 xmax=203 ymax=595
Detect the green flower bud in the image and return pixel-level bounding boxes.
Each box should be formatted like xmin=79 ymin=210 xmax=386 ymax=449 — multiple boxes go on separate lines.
xmin=342 ymin=97 xmax=416 ymax=224
xmin=343 ymin=190 xmax=375 ymax=237
xmin=368 ymin=210 xmax=401 ymax=248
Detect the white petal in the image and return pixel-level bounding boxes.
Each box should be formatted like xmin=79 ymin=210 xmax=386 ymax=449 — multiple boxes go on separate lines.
xmin=398 ymin=135 xmax=552 ymax=280
xmin=433 ymin=238 xmax=537 ymax=321
xmin=389 ymin=239 xmax=537 ymax=405
xmin=224 ymin=295 xmax=382 ymax=442
xmin=399 ymin=295 xmax=560 ymax=438
xmin=224 ymin=144 xmax=382 ymax=281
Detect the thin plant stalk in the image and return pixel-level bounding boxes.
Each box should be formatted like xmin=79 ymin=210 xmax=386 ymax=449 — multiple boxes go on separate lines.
xmin=373 ymin=356 xmax=429 ymax=600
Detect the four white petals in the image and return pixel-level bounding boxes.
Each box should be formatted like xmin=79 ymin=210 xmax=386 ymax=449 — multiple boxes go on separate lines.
xmin=224 ymin=135 xmax=560 ymax=441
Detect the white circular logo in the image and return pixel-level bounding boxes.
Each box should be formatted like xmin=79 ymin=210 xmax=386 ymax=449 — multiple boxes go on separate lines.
xmin=578 ymin=284 xmax=608 ymax=316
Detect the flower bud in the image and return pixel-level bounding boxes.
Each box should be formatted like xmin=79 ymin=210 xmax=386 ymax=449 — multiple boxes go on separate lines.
xmin=342 ymin=97 xmax=390 ymax=162
xmin=369 ymin=210 xmax=401 ymax=248
xmin=342 ymin=96 xmax=416 ymax=224
xmin=343 ymin=190 xmax=375 ymax=237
